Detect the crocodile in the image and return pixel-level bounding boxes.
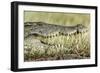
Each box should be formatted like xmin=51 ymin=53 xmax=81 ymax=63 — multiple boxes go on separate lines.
xmin=24 ymin=22 xmax=89 ymax=61
xmin=24 ymin=22 xmax=88 ymax=38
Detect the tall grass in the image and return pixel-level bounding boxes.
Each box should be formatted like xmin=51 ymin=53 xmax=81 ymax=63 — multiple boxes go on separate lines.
xmin=24 ymin=11 xmax=90 ymax=61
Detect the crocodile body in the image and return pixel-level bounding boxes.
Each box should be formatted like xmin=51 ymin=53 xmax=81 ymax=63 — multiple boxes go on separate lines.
xmin=24 ymin=22 xmax=87 ymax=38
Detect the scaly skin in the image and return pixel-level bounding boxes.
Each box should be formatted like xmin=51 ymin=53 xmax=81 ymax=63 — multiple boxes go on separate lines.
xmin=24 ymin=22 xmax=88 ymax=38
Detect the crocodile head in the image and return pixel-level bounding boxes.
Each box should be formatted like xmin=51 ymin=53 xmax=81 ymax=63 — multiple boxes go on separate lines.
xmin=75 ymin=24 xmax=88 ymax=33
xmin=25 ymin=22 xmax=88 ymax=38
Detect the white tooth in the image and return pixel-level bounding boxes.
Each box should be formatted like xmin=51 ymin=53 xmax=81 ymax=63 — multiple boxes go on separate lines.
xmin=49 ymin=37 xmax=51 ymax=40
xmin=41 ymin=46 xmax=43 ymax=48
xmin=61 ymin=45 xmax=63 ymax=48
xmin=53 ymin=46 xmax=55 ymax=48
xmin=54 ymin=34 xmax=55 ymax=37
xmin=58 ymin=44 xmax=60 ymax=47
xmin=55 ymin=45 xmax=57 ymax=48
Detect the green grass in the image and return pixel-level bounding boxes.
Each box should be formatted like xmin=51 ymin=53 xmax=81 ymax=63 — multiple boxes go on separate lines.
xmin=24 ymin=11 xmax=90 ymax=26
xmin=24 ymin=11 xmax=90 ymax=61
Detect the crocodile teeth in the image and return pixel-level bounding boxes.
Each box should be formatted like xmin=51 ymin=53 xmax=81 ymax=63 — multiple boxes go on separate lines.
xmin=54 ymin=45 xmax=58 ymax=48
xmin=52 ymin=44 xmax=64 ymax=48
xmin=58 ymin=44 xmax=61 ymax=47
xmin=40 ymin=46 xmax=43 ymax=48
xmin=61 ymin=45 xmax=63 ymax=48
xmin=43 ymin=32 xmax=63 ymax=38
xmin=51 ymin=46 xmax=54 ymax=48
